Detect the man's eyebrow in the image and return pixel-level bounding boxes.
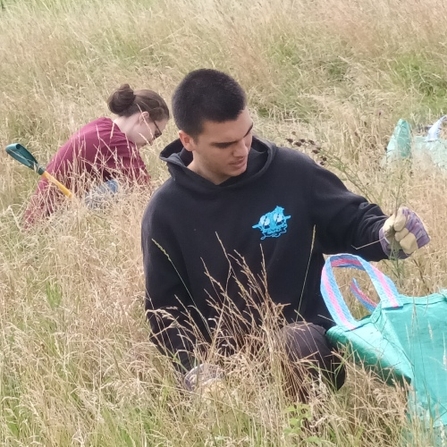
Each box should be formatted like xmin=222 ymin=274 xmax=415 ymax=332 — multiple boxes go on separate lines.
xmin=211 ymin=122 xmax=254 ymax=147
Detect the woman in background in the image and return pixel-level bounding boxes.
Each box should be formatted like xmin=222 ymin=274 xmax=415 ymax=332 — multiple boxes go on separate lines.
xmin=24 ymin=83 xmax=170 ymax=225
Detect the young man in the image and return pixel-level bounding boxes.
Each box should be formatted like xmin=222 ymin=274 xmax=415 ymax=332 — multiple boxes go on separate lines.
xmin=141 ymin=69 xmax=429 ymax=395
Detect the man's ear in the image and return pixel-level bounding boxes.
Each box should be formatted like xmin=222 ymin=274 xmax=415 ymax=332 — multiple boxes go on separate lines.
xmin=179 ymin=130 xmax=196 ymax=152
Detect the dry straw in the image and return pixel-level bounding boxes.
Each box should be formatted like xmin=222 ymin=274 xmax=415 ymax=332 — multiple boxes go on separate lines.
xmin=1 ymin=0 xmax=446 ymax=444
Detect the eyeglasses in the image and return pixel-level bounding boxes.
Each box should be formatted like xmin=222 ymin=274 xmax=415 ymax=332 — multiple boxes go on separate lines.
xmin=151 ymin=118 xmax=162 ymax=139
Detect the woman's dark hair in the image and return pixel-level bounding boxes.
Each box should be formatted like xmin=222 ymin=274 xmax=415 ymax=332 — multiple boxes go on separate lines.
xmin=107 ymin=84 xmax=170 ymax=121
xmin=172 ymin=69 xmax=246 ymax=138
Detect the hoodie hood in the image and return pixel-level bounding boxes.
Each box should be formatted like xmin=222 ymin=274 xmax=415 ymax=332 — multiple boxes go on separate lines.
xmin=159 ymin=136 xmax=276 ymax=193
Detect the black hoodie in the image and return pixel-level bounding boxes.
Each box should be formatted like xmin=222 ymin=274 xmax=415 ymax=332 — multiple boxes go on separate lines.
xmin=141 ymin=136 xmax=388 ymax=370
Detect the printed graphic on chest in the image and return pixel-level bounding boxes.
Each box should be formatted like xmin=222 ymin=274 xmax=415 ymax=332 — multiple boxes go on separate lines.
xmin=252 ymin=206 xmax=291 ymax=240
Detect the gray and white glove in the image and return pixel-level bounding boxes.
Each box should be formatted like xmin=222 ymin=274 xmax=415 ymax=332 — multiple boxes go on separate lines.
xmin=379 ymin=206 xmax=430 ymax=258
xmin=183 ymin=363 xmax=225 ymax=393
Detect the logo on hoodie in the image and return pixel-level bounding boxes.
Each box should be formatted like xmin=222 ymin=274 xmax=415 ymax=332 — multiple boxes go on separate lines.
xmin=252 ymin=206 xmax=291 ymax=240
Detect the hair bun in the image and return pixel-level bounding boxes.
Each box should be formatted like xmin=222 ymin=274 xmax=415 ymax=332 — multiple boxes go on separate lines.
xmin=107 ymin=84 xmax=136 ymax=114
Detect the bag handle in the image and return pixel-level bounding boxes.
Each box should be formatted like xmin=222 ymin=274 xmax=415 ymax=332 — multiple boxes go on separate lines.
xmin=320 ymin=254 xmax=401 ymax=329
xmin=350 ymin=278 xmax=377 ymax=313
xmin=426 ymin=115 xmax=447 ymax=142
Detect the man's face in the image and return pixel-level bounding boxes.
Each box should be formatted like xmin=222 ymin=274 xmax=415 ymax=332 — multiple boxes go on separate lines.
xmin=180 ymin=108 xmax=253 ymax=185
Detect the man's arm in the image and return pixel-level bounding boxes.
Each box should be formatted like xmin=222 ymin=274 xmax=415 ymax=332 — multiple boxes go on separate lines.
xmin=309 ymin=162 xmax=395 ymax=260
xmin=309 ymin=162 xmax=429 ymax=260
xmin=141 ymin=200 xmax=198 ymax=372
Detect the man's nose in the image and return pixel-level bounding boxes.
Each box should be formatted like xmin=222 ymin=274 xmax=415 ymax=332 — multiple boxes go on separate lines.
xmin=233 ymin=139 xmax=249 ymax=157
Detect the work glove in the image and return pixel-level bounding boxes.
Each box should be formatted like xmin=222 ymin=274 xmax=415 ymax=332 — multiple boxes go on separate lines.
xmin=183 ymin=363 xmax=225 ymax=394
xmin=379 ymin=207 xmax=430 ymax=258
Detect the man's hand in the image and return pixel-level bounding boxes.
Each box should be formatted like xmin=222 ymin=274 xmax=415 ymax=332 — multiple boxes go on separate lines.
xmin=183 ymin=363 xmax=225 ymax=394
xmin=379 ymin=207 xmax=430 ymax=258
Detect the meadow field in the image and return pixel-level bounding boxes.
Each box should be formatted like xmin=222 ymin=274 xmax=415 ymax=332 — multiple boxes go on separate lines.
xmin=1 ymin=0 xmax=447 ymax=445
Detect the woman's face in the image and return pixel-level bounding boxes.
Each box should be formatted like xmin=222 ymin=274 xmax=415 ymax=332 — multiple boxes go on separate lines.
xmin=132 ymin=112 xmax=168 ymax=148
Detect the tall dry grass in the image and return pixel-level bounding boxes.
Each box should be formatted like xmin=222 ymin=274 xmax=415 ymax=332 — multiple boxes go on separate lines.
xmin=1 ymin=0 xmax=447 ymax=445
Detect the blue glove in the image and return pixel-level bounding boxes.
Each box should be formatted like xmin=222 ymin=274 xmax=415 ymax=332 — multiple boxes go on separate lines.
xmin=379 ymin=207 xmax=430 ymax=258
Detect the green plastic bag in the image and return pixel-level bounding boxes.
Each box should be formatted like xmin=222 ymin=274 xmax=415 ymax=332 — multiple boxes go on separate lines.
xmin=320 ymin=254 xmax=447 ymax=444
xmin=385 ymin=115 xmax=447 ymax=170
xmin=385 ymin=118 xmax=412 ymax=161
